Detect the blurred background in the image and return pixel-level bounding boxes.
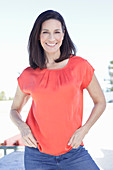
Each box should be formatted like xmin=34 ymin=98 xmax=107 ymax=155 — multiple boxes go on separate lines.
xmin=0 ymin=0 xmax=113 ymax=169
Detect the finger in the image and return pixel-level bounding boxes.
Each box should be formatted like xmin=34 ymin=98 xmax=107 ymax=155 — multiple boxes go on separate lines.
xmin=22 ymin=133 xmax=36 ymax=147
xmin=28 ymin=138 xmax=37 ymax=148
xmin=68 ymin=135 xmax=74 ymax=145
xmin=28 ymin=137 xmax=37 ymax=148
xmin=21 ymin=131 xmax=37 ymax=147
xmin=71 ymin=142 xmax=77 ymax=148
xmin=72 ymin=144 xmax=80 ymax=149
xmin=71 ymin=139 xmax=80 ymax=148
xmin=23 ymin=137 xmax=37 ymax=148
xmin=22 ymin=138 xmax=30 ymax=147
xmin=29 ymin=133 xmax=38 ymax=147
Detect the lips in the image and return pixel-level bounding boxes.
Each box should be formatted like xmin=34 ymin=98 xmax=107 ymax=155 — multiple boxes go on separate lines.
xmin=46 ymin=43 xmax=57 ymax=47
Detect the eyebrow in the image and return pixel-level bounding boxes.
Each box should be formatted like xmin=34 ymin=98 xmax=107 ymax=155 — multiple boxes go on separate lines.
xmin=41 ymin=29 xmax=61 ymax=31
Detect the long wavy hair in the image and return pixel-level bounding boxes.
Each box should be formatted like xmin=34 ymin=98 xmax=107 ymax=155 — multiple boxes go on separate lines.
xmin=28 ymin=10 xmax=76 ymax=69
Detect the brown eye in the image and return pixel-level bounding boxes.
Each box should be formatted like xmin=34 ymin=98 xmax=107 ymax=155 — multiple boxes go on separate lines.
xmin=43 ymin=32 xmax=49 ymax=34
xmin=55 ymin=32 xmax=60 ymax=34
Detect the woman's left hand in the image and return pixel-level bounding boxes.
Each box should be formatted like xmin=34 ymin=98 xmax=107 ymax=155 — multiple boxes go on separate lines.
xmin=68 ymin=126 xmax=88 ymax=149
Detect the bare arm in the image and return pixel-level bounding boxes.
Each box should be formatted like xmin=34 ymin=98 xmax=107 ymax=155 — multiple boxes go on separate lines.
xmin=68 ymin=74 xmax=106 ymax=148
xmin=10 ymin=85 xmax=37 ymax=148
xmin=83 ymin=74 xmax=106 ymax=131
xmin=10 ymin=85 xmax=30 ymax=128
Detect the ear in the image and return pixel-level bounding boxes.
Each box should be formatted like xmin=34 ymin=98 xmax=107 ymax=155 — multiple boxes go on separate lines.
xmin=63 ymin=29 xmax=65 ymax=34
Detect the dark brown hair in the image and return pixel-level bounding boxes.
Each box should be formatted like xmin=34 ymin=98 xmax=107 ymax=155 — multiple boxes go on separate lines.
xmin=28 ymin=10 xmax=76 ymax=69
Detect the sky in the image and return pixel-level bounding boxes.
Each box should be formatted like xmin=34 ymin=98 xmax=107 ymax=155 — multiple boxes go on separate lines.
xmin=0 ymin=0 xmax=113 ymax=97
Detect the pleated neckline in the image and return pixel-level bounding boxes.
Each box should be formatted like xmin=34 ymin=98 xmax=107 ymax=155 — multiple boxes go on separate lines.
xmin=43 ymin=56 xmax=72 ymax=71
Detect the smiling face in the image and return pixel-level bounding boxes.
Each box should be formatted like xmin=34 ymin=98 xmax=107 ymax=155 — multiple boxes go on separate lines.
xmin=40 ymin=19 xmax=64 ymax=57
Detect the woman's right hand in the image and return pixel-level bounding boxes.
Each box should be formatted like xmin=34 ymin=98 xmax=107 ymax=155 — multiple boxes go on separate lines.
xmin=19 ymin=122 xmax=38 ymax=148
xmin=10 ymin=85 xmax=38 ymax=148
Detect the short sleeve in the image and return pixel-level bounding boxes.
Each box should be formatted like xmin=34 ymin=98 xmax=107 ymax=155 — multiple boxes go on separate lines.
xmin=17 ymin=67 xmax=32 ymax=95
xmin=81 ymin=60 xmax=95 ymax=89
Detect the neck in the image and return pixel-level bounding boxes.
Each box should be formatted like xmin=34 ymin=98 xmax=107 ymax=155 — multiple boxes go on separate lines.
xmin=45 ymin=51 xmax=60 ymax=64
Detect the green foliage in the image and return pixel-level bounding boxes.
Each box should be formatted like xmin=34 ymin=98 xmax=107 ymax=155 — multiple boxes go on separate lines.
xmin=8 ymin=97 xmax=14 ymax=100
xmin=0 ymin=91 xmax=13 ymax=101
xmin=110 ymin=87 xmax=113 ymax=91
xmin=107 ymin=60 xmax=113 ymax=92
xmin=108 ymin=66 xmax=113 ymax=69
xmin=110 ymin=61 xmax=113 ymax=64
xmin=0 ymin=91 xmax=6 ymax=100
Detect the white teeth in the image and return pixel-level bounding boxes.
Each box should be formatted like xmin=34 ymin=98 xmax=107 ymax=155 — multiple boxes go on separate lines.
xmin=47 ymin=43 xmax=56 ymax=46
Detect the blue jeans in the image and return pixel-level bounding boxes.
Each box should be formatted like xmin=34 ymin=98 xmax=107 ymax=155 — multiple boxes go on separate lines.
xmin=24 ymin=146 xmax=99 ymax=170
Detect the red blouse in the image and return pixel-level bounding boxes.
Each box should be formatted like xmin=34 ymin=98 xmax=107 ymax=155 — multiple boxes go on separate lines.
xmin=17 ymin=56 xmax=94 ymax=156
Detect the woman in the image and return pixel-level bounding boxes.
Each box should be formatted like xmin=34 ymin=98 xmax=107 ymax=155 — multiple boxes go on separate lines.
xmin=10 ymin=10 xmax=106 ymax=170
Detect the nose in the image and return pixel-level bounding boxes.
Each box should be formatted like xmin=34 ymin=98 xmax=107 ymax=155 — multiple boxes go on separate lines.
xmin=48 ymin=33 xmax=55 ymax=41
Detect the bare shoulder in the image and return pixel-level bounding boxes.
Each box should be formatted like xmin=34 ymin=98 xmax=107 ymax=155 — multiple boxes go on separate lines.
xmin=11 ymin=85 xmax=31 ymax=112
xmin=86 ymin=74 xmax=106 ymax=104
